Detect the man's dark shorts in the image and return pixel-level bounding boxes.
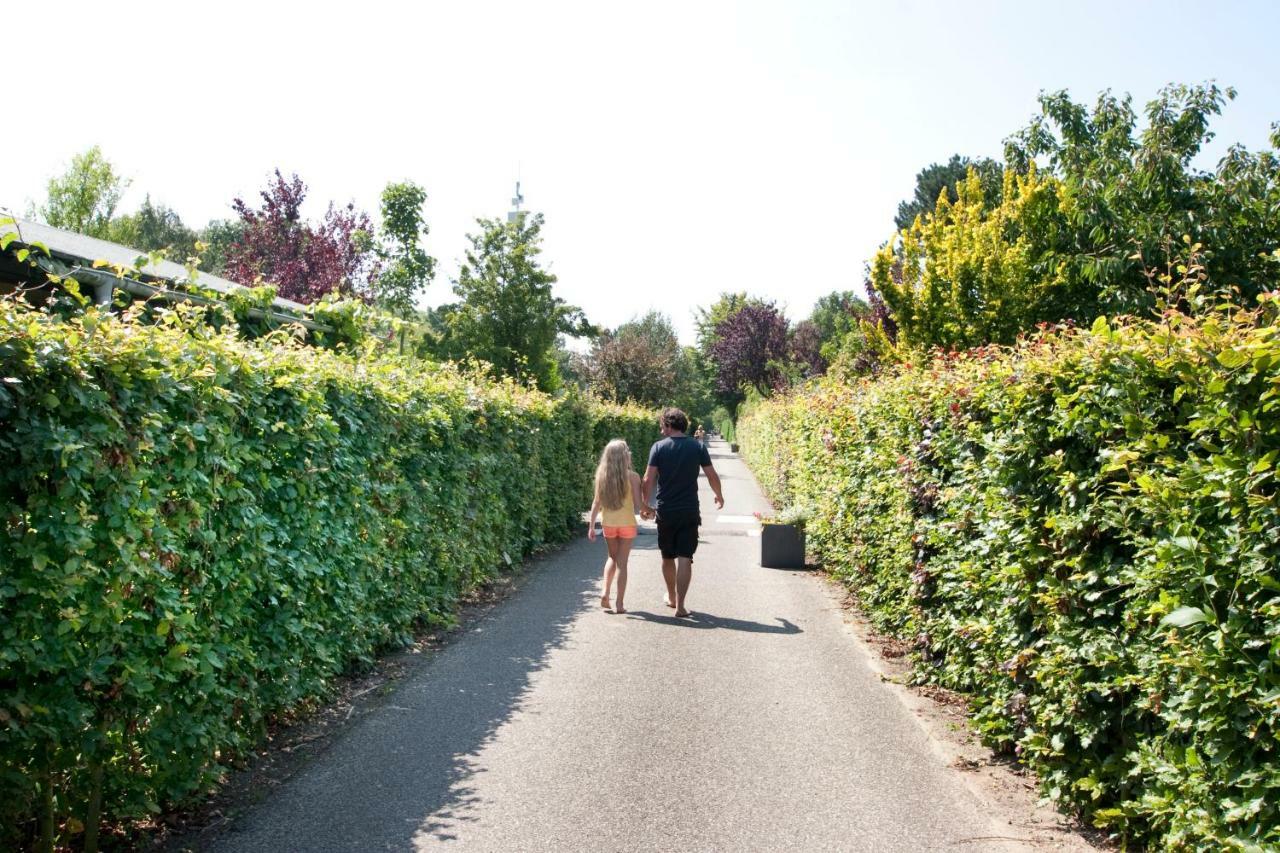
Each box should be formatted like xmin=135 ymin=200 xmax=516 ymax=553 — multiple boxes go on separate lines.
xmin=657 ymin=510 xmax=701 ymax=560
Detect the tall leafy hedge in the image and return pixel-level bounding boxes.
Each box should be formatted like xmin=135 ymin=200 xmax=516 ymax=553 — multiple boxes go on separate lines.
xmin=739 ymin=301 xmax=1280 ymax=849
xmin=0 ymin=301 xmax=655 ymax=848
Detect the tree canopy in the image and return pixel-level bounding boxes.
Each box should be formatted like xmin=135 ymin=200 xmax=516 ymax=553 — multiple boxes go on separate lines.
xmin=442 ymin=213 xmax=592 ymax=391
xmin=872 ymin=82 xmax=1280 ymax=353
xmin=873 ymin=166 xmax=1073 ymax=350
xmin=585 ymin=311 xmax=682 ymax=407
xmin=708 ymin=299 xmax=790 ymax=403
xmin=806 ymin=289 xmax=871 ymax=366
xmin=1004 ymin=82 xmax=1280 ymax=311
xmin=224 ymin=170 xmax=379 ymax=303
xmin=579 ymin=311 xmax=712 ymax=417
xmin=373 ymin=181 xmax=436 ymax=318
xmin=895 ymin=154 xmax=1002 ymax=231
xmin=33 ymin=147 xmax=242 ymax=274
xmin=37 ymin=145 xmax=130 ymax=239
xmin=111 ymin=196 xmax=199 ymax=261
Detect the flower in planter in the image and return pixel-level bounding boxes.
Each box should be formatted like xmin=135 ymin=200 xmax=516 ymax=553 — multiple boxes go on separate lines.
xmin=753 ymin=505 xmax=809 ymax=527
xmin=776 ymin=504 xmax=810 ymax=527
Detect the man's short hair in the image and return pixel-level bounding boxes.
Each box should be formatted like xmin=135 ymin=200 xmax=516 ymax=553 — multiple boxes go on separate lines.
xmin=661 ymin=408 xmax=689 ymax=434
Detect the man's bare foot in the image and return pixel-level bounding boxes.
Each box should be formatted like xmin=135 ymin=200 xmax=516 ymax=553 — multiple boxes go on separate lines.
xmin=674 ymin=609 xmax=691 ymax=618
xmin=664 ymin=596 xmax=676 ymax=608
xmin=615 ymin=606 xmax=627 ymax=614
xmin=601 ymin=596 xmax=611 ymax=610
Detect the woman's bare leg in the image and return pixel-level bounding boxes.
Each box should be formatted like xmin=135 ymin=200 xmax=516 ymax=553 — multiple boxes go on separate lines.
xmin=601 ymin=538 xmax=619 ymax=609
xmin=612 ymin=537 xmax=634 ymax=613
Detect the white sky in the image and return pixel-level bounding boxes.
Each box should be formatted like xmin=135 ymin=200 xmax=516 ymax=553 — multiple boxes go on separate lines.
xmin=6 ymin=0 xmax=1279 ymax=343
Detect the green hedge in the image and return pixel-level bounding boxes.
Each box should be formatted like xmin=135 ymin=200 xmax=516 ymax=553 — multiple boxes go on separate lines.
xmin=592 ymin=407 xmax=660 ymax=477
xmin=0 ymin=301 xmax=655 ymax=848
xmin=709 ymin=406 xmax=736 ymax=444
xmin=739 ymin=304 xmax=1280 ymax=849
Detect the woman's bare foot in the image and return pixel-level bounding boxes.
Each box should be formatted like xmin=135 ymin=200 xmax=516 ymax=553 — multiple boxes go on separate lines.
xmin=674 ymin=608 xmax=691 ymax=618
xmin=663 ymin=596 xmax=675 ymax=608
xmin=600 ymin=595 xmax=611 ymax=610
xmin=614 ymin=606 xmax=627 ymax=614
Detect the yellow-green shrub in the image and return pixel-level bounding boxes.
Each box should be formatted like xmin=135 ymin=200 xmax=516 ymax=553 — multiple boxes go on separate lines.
xmin=872 ymin=166 xmax=1082 ymax=351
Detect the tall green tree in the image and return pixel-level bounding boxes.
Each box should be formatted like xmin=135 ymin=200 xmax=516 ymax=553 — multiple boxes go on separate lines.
xmin=443 ymin=213 xmax=592 ymax=391
xmin=807 ymin=289 xmax=870 ymax=365
xmin=553 ymin=340 xmax=593 ymax=392
xmin=1004 ymin=82 xmax=1279 ymax=310
xmin=675 ymin=345 xmax=717 ymax=425
xmin=37 ymin=145 xmax=130 ymax=238
xmin=194 ymin=219 xmax=245 ymax=275
xmin=895 ymin=154 xmax=1002 ymax=230
xmin=111 ymin=196 xmax=198 ymax=260
xmin=373 ymin=181 xmax=436 ymax=317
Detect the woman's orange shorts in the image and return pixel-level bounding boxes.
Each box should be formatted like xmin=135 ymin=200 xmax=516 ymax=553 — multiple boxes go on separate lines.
xmin=603 ymin=525 xmax=637 ymax=539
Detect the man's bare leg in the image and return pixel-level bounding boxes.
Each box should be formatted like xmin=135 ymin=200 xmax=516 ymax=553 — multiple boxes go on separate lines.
xmin=674 ymin=557 xmax=693 ymax=617
xmin=662 ymin=558 xmax=677 ymax=608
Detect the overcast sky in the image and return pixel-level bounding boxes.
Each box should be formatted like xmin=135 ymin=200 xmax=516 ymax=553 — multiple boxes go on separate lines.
xmin=5 ymin=0 xmax=1279 ymax=343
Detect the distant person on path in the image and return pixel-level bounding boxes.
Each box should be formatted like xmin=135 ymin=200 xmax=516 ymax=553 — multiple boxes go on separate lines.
xmin=694 ymin=426 xmax=707 ymax=448
xmin=588 ymin=439 xmax=649 ymax=614
xmin=643 ymin=408 xmax=725 ymax=617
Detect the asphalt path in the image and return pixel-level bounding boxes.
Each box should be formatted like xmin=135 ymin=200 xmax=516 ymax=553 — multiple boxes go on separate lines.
xmin=207 ymin=440 xmax=1040 ymax=852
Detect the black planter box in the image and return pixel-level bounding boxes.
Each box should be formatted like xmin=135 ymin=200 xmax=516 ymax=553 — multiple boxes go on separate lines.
xmin=760 ymin=523 xmax=806 ymax=569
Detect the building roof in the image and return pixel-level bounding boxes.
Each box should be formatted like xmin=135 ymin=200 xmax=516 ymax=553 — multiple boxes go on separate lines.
xmin=9 ymin=217 xmax=309 ymax=313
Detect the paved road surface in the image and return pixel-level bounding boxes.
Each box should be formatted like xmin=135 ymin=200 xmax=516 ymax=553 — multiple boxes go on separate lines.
xmin=207 ymin=440 xmax=1043 ymax=852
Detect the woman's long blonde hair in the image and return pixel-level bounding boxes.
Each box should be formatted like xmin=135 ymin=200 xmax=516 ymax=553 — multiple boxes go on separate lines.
xmin=594 ymin=440 xmax=632 ymax=511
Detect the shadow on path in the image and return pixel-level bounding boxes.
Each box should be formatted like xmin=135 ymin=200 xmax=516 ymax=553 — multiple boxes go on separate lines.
xmin=205 ymin=544 xmax=603 ymax=852
xmin=626 ymin=610 xmax=802 ymax=634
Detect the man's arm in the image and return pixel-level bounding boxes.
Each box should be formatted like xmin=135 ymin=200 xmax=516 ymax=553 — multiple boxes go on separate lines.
xmin=642 ymin=465 xmax=659 ymax=508
xmin=702 ymin=464 xmax=725 ymax=510
xmin=629 ymin=471 xmax=647 ymax=519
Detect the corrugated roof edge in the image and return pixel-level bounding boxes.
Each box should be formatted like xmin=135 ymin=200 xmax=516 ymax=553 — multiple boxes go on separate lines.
xmin=9 ymin=217 xmax=310 ymax=313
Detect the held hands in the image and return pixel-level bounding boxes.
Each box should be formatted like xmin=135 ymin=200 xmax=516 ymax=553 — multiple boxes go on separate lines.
xmin=639 ymin=507 xmax=655 ymax=521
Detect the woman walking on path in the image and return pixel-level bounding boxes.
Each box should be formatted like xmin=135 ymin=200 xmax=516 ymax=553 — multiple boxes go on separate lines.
xmin=587 ymin=440 xmax=649 ymax=614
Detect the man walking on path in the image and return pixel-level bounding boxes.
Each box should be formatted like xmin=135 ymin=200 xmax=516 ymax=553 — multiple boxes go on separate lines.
xmin=643 ymin=408 xmax=725 ymax=617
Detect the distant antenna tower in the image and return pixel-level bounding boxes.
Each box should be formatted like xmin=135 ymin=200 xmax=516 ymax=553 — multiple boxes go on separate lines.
xmin=507 ymin=180 xmax=525 ymax=223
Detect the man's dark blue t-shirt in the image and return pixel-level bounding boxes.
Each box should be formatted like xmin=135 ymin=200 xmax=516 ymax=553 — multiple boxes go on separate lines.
xmin=647 ymin=435 xmax=712 ymax=514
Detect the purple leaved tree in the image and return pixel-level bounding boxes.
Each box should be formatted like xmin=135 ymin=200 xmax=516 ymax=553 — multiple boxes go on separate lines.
xmin=709 ymin=301 xmax=790 ymax=400
xmin=224 ymin=170 xmax=378 ymax=304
